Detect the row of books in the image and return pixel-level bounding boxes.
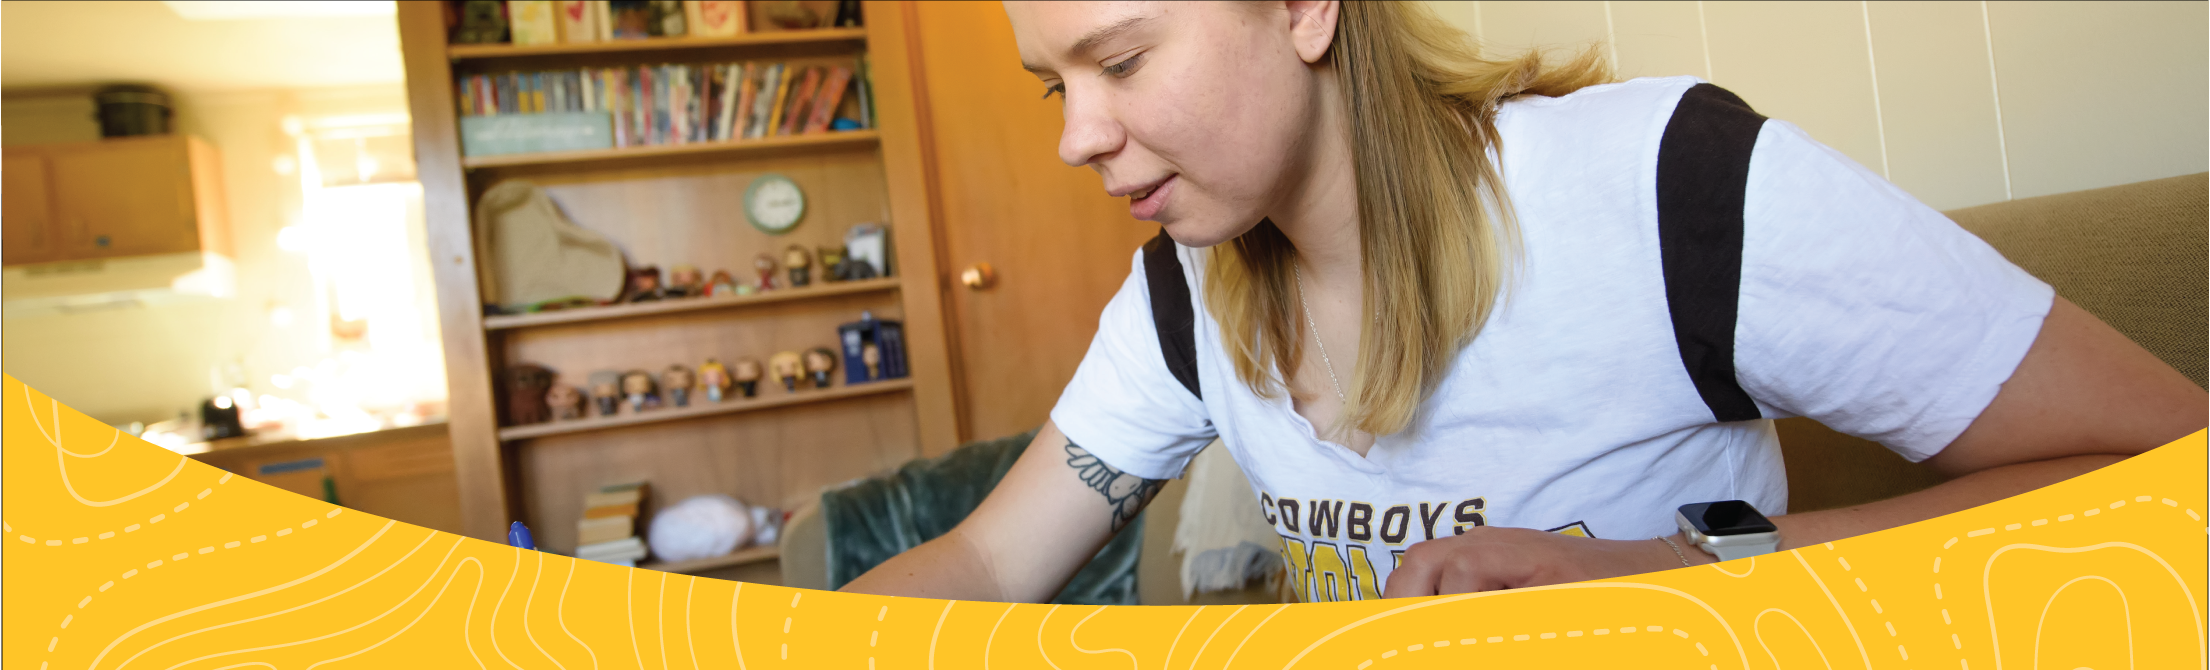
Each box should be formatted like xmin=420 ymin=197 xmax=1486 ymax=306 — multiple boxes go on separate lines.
xmin=576 ymin=481 xmax=650 ymax=565
xmin=456 ymin=57 xmax=873 ymax=148
xmin=491 ymin=1 xmax=748 ymax=46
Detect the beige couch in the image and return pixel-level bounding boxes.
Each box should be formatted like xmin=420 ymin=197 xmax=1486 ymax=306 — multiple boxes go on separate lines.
xmin=783 ymin=173 xmax=2208 ymax=601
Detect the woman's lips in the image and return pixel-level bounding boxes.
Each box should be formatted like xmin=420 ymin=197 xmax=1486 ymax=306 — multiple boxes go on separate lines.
xmin=1129 ymin=175 xmax=1176 ymax=221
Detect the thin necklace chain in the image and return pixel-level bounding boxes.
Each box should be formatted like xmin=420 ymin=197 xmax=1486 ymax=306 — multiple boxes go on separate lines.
xmin=1292 ymin=263 xmax=1348 ymax=403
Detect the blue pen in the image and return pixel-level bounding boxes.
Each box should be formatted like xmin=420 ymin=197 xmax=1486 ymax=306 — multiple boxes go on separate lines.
xmin=508 ymin=520 xmax=536 ymax=550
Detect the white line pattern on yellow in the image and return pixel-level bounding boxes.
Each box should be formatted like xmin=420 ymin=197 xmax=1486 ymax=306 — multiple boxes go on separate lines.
xmin=1981 ymin=542 xmax=2203 ymax=670
xmin=139 ymin=529 xmax=440 ymax=670
xmin=308 ymin=552 xmax=489 ymax=670
xmin=554 ymin=554 xmax=598 ymax=670
xmin=1789 ymin=549 xmax=1875 ymax=670
xmin=2031 ymin=576 xmax=2134 ymax=670
xmin=522 ymin=549 xmax=571 ymax=670
xmin=31 ymin=388 xmax=187 ymax=508
xmin=1753 ymin=608 xmax=1835 ymax=670
xmin=87 ymin=520 xmax=397 ymax=670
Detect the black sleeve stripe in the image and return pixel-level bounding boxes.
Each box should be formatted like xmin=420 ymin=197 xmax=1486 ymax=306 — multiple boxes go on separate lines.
xmin=1143 ymin=228 xmax=1202 ymax=400
xmin=1657 ymin=83 xmax=1766 ymax=423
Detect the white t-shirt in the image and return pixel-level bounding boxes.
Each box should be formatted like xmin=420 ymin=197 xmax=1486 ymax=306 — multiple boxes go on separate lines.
xmin=1048 ymin=76 xmax=2053 ymax=602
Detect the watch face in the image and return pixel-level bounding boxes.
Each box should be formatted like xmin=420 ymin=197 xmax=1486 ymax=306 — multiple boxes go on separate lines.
xmin=745 ymin=174 xmax=805 ymax=234
xmin=1679 ymin=500 xmax=1777 ymax=536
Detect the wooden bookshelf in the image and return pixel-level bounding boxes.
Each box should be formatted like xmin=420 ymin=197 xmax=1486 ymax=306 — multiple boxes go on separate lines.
xmin=398 ymin=0 xmax=963 ymax=561
xmin=447 ymin=28 xmax=867 ymax=61
xmin=483 ymin=277 xmax=899 ymax=330
xmin=462 ymin=130 xmax=880 ymax=170
xmin=639 ymin=544 xmax=781 ymax=575
xmin=498 ymin=379 xmax=913 ymax=441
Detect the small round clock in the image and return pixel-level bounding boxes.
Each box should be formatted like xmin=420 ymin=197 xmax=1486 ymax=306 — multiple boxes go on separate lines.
xmin=744 ymin=173 xmax=806 ymax=235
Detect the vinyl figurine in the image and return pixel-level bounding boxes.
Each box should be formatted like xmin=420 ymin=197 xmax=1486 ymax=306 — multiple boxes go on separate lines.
xmin=546 ymin=384 xmax=585 ymax=420
xmin=861 ymin=343 xmax=882 ymax=381
xmin=764 ymin=0 xmax=819 ymax=29
xmin=803 ymin=347 xmax=838 ymax=389
xmin=588 ymin=370 xmax=624 ymax=417
xmin=733 ymin=358 xmax=763 ymax=397
xmin=666 ymin=265 xmax=704 ymax=298
xmin=705 ymin=271 xmax=740 ymax=297
xmin=505 ymin=364 xmax=556 ymax=425
xmin=662 ymin=364 xmax=697 ymax=407
xmin=699 ymin=359 xmax=732 ymax=403
xmin=783 ymin=246 xmax=814 ymax=287
xmin=627 ymin=266 xmax=665 ymax=302
xmin=454 ymin=0 xmax=509 ymax=43
xmin=621 ymin=369 xmax=660 ymax=411
xmin=753 ymin=254 xmax=779 ymax=291
xmin=816 ymin=247 xmax=845 ymax=282
xmin=769 ymin=351 xmax=804 ymax=392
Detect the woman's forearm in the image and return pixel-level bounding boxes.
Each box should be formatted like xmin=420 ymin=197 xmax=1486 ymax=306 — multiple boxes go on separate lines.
xmin=837 ymin=528 xmax=1010 ymax=601
xmin=1665 ymin=453 xmax=2129 ymax=562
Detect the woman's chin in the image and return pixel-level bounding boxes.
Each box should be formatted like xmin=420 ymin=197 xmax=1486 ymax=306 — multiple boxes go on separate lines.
xmin=1160 ymin=216 xmax=1262 ymax=249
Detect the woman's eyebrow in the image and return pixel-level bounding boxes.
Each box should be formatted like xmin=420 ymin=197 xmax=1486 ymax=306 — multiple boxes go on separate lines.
xmin=1024 ymin=14 xmax=1154 ymax=73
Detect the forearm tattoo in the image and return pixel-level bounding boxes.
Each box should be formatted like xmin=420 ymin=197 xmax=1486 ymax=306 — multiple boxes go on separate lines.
xmin=1064 ymin=442 xmax=1165 ymax=532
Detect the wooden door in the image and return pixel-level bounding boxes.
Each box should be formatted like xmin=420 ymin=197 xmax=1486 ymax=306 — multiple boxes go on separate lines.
xmin=2 ymin=153 xmax=58 ymax=265
xmin=909 ymin=2 xmax=1158 ymax=442
xmin=48 ymin=137 xmax=200 ymax=260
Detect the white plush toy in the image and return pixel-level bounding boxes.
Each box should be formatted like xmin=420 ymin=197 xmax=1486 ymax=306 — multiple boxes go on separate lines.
xmin=647 ymin=494 xmax=753 ymax=563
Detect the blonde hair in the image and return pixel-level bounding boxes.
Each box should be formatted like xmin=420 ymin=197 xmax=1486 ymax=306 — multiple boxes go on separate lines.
xmin=1205 ymin=1 xmax=1611 ymax=436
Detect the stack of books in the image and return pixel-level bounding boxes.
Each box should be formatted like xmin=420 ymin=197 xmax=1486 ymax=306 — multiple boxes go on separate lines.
xmin=576 ymin=481 xmax=650 ymax=566
xmin=455 ymin=56 xmax=873 ymax=150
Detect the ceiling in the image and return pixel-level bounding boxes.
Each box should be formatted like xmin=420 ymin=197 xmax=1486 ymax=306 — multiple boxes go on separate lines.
xmin=2 ymin=1 xmax=405 ymax=93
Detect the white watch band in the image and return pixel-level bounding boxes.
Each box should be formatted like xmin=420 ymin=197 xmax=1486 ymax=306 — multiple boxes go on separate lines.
xmin=1701 ymin=536 xmax=1779 ymax=561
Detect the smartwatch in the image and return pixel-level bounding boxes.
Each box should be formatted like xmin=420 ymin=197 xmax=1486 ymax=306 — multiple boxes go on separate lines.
xmin=1675 ymin=500 xmax=1780 ymax=562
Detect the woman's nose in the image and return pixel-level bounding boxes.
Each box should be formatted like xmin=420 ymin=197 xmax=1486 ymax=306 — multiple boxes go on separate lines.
xmin=1056 ymin=90 xmax=1124 ymax=167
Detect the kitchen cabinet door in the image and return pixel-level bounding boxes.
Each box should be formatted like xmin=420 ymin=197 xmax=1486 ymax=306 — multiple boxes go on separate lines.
xmin=47 ymin=137 xmax=201 ymax=260
xmin=2 ymin=154 xmax=59 ymax=265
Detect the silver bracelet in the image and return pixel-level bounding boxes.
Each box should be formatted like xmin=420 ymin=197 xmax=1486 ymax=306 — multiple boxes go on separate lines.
xmin=1656 ymin=536 xmax=1692 ymax=567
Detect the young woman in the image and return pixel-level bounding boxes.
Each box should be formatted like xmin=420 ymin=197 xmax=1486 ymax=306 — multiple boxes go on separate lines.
xmin=842 ymin=1 xmax=2205 ymax=602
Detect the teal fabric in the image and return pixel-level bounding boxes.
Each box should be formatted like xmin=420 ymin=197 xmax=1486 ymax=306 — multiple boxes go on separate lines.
xmin=821 ymin=429 xmax=1144 ymax=605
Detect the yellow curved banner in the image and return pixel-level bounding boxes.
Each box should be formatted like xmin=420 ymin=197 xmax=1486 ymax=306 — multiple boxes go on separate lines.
xmin=6 ymin=374 xmax=2203 ymax=669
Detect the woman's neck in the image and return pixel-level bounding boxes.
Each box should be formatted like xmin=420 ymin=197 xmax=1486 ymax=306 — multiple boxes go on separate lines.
xmin=1271 ymin=79 xmax=1361 ymax=286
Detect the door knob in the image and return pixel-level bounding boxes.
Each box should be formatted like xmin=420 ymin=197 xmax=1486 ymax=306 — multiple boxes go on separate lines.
xmin=960 ymin=263 xmax=996 ymax=290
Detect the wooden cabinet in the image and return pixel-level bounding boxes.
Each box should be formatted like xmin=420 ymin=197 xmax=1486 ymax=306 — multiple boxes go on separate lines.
xmin=2 ymin=154 xmax=58 ymax=264
xmin=1 ymin=136 xmax=231 ymax=266
xmin=396 ymin=1 xmax=961 ymax=571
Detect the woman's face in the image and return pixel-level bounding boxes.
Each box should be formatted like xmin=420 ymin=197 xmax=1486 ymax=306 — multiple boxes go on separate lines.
xmin=1006 ymin=2 xmax=1333 ymax=247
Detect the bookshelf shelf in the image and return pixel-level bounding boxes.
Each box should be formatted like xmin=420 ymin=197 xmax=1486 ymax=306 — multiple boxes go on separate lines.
xmin=447 ymin=28 xmax=867 ymax=61
xmin=461 ymin=130 xmax=879 ymax=170
xmin=639 ymin=544 xmax=780 ymax=575
xmin=499 ymin=379 xmax=914 ymax=442
xmin=482 ymin=277 xmax=900 ymax=331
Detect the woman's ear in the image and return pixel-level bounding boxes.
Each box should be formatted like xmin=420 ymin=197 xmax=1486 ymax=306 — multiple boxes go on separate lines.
xmin=1284 ymin=0 xmax=1340 ymax=64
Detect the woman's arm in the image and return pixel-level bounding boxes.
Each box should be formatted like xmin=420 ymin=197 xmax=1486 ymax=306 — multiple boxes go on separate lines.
xmin=1383 ymin=296 xmax=2206 ymax=595
xmin=839 ymin=420 xmax=1167 ymax=602
xmin=1739 ymin=296 xmax=2204 ymax=550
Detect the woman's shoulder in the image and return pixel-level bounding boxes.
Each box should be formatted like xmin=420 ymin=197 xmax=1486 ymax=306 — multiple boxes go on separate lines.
xmin=1491 ymin=76 xmax=1709 ymax=181
xmin=1502 ymin=75 xmax=1705 ymax=114
xmin=1495 ymin=75 xmax=1704 ymax=140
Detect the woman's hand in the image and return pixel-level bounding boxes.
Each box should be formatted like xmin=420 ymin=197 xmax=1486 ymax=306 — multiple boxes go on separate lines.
xmin=1379 ymin=527 xmax=1707 ymax=598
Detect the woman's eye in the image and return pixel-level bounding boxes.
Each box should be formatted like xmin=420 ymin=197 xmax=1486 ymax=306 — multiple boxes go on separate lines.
xmin=1102 ymin=52 xmax=1145 ymax=78
xmin=1041 ymin=83 xmax=1066 ymax=100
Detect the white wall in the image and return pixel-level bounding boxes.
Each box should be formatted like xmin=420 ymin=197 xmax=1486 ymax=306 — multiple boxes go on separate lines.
xmin=1427 ymin=0 xmax=2209 ymax=210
